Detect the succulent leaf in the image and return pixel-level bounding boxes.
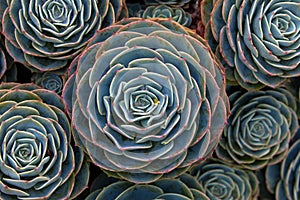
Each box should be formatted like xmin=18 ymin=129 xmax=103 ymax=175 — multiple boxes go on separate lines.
xmin=265 ymin=128 xmax=300 ymax=200
xmin=86 ymin=173 xmax=209 ymax=200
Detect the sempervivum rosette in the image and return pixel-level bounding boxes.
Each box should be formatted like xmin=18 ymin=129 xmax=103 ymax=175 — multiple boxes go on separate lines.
xmin=0 ymin=83 xmax=89 ymax=199
xmin=190 ymin=159 xmax=259 ymax=200
xmin=265 ymin=130 xmax=300 ymax=200
xmin=1 ymin=0 xmax=127 ymax=72
xmin=86 ymin=173 xmax=209 ymax=200
xmin=31 ymin=71 xmax=66 ymax=94
xmin=137 ymin=5 xmax=192 ymax=27
xmin=63 ymin=18 xmax=229 ymax=183
xmin=201 ymin=0 xmax=300 ymax=90
xmin=216 ymin=88 xmax=298 ymax=170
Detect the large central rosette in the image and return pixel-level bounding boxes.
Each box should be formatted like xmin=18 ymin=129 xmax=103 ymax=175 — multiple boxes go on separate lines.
xmin=63 ymin=18 xmax=229 ymax=183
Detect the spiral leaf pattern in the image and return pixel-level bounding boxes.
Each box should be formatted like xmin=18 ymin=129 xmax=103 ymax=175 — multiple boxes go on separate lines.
xmin=202 ymin=0 xmax=300 ymax=90
xmin=191 ymin=159 xmax=259 ymax=200
xmin=216 ymin=88 xmax=298 ymax=170
xmin=1 ymin=0 xmax=127 ymax=72
xmin=32 ymin=71 xmax=66 ymax=94
xmin=63 ymin=18 xmax=229 ymax=183
xmin=0 ymin=83 xmax=89 ymax=199
xmin=137 ymin=5 xmax=192 ymax=27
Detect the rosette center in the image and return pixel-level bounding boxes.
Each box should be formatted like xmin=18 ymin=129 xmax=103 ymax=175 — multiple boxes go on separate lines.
xmin=209 ymin=185 xmax=226 ymax=197
xmin=45 ymin=78 xmax=62 ymax=92
xmin=5 ymin=128 xmax=44 ymax=171
xmin=45 ymin=0 xmax=68 ymax=21
xmin=252 ymin=122 xmax=265 ymax=135
xmin=205 ymin=176 xmax=232 ymax=199
xmin=15 ymin=143 xmax=35 ymax=161
xmin=41 ymin=0 xmax=75 ymax=29
xmin=130 ymin=86 xmax=161 ymax=116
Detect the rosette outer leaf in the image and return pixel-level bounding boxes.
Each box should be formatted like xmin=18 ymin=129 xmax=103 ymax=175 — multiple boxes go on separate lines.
xmin=190 ymin=159 xmax=259 ymax=200
xmin=86 ymin=173 xmax=209 ymax=200
xmin=0 ymin=83 xmax=89 ymax=199
xmin=1 ymin=0 xmax=127 ymax=72
xmin=216 ymin=88 xmax=298 ymax=170
xmin=201 ymin=0 xmax=300 ymax=90
xmin=266 ymin=130 xmax=300 ymax=200
xmin=63 ymin=18 xmax=229 ymax=183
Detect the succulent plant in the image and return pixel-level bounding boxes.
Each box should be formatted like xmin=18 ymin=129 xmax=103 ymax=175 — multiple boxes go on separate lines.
xmin=265 ymin=130 xmax=300 ymax=200
xmin=216 ymin=88 xmax=298 ymax=170
xmin=201 ymin=0 xmax=300 ymax=90
xmin=63 ymin=18 xmax=229 ymax=183
xmin=137 ymin=5 xmax=192 ymax=27
xmin=0 ymin=83 xmax=89 ymax=199
xmin=31 ymin=71 xmax=66 ymax=94
xmin=190 ymin=158 xmax=259 ymax=200
xmin=86 ymin=173 xmax=209 ymax=200
xmin=143 ymin=0 xmax=191 ymax=6
xmin=1 ymin=0 xmax=128 ymax=72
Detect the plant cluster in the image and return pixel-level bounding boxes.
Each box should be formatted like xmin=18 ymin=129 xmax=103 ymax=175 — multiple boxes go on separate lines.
xmin=0 ymin=0 xmax=299 ymax=199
